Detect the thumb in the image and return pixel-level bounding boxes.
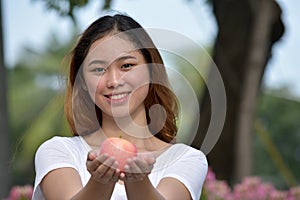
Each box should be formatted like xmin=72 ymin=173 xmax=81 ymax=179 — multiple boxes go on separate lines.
xmin=87 ymin=151 xmax=97 ymax=161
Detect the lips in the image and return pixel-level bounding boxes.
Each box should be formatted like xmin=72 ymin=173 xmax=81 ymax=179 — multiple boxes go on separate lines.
xmin=110 ymin=93 xmax=129 ymax=100
xmin=104 ymin=92 xmax=130 ymax=103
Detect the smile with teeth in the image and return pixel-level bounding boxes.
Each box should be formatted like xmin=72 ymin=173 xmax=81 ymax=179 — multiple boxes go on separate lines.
xmin=106 ymin=92 xmax=130 ymax=100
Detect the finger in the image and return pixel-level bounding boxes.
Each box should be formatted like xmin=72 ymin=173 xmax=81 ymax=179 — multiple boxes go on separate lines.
xmin=109 ymin=166 xmax=121 ymax=183
xmin=124 ymin=171 xmax=136 ymax=181
xmin=128 ymin=158 xmax=143 ymax=174
xmin=87 ymin=151 xmax=97 ymax=161
xmin=138 ymin=152 xmax=156 ymax=162
xmin=133 ymin=158 xmax=151 ymax=173
xmin=144 ymin=156 xmax=156 ymax=165
xmin=119 ymin=172 xmax=126 ymax=181
xmin=98 ymin=156 xmax=116 ymax=172
xmin=94 ymin=157 xmax=116 ymax=179
xmin=124 ymin=159 xmax=147 ymax=182
xmin=121 ymin=164 xmax=135 ymax=181
xmin=141 ymin=156 xmax=155 ymax=172
xmin=102 ymin=161 xmax=118 ymax=182
xmin=87 ymin=154 xmax=108 ymax=172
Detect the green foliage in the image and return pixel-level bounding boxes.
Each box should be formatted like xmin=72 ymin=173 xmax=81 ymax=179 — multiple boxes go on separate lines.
xmin=32 ymin=0 xmax=89 ymax=23
xmin=7 ymin=32 xmax=77 ymax=185
xmin=161 ymin=46 xmax=212 ymax=143
xmin=254 ymin=88 xmax=300 ymax=189
xmin=32 ymin=0 xmax=114 ymax=24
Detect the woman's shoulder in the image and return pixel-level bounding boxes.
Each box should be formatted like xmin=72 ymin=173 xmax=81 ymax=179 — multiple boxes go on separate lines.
xmin=153 ymin=143 xmax=208 ymax=177
xmin=34 ymin=136 xmax=89 ymax=168
xmin=167 ymin=143 xmax=206 ymax=157
xmin=35 ymin=135 xmax=85 ymax=156
xmin=38 ymin=136 xmax=80 ymax=148
xmin=157 ymin=142 xmax=207 ymax=165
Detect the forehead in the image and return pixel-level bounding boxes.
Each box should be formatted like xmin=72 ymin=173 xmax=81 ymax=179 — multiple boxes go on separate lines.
xmin=85 ymin=35 xmax=140 ymax=64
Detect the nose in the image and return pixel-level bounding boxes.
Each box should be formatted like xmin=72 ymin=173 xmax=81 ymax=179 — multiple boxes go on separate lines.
xmin=105 ymin=67 xmax=124 ymax=88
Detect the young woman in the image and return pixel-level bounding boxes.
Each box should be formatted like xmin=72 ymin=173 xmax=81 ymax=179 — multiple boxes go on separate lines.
xmin=33 ymin=14 xmax=208 ymax=200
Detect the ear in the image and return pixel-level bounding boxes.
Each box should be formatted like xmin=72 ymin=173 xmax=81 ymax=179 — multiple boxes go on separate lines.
xmin=82 ymin=82 xmax=88 ymax=91
xmin=80 ymin=75 xmax=88 ymax=91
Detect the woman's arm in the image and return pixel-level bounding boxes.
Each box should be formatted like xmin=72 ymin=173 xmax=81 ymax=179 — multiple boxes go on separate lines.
xmin=124 ymin=176 xmax=165 ymax=200
xmin=40 ymin=167 xmax=116 ymax=200
xmin=156 ymin=177 xmax=192 ymax=200
xmin=121 ymin=156 xmax=192 ymax=200
xmin=124 ymin=176 xmax=192 ymax=200
xmin=40 ymin=152 xmax=120 ymax=200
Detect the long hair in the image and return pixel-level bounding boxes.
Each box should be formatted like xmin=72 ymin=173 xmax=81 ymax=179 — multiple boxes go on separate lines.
xmin=65 ymin=14 xmax=179 ymax=143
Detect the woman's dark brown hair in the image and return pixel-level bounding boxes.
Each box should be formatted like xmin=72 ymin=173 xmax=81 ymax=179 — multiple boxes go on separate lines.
xmin=65 ymin=14 xmax=179 ymax=143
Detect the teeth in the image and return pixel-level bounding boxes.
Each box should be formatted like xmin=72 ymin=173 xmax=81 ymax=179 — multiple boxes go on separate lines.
xmin=110 ymin=93 xmax=128 ymax=100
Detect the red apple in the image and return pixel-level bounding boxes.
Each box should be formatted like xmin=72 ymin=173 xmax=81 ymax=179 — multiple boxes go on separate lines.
xmin=99 ymin=137 xmax=137 ymax=171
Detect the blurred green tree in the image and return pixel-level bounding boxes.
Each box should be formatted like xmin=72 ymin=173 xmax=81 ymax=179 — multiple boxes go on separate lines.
xmin=8 ymin=32 xmax=77 ymax=185
xmin=254 ymin=88 xmax=300 ymax=189
xmin=191 ymin=0 xmax=285 ymax=184
xmin=0 ymin=0 xmax=12 ymax=197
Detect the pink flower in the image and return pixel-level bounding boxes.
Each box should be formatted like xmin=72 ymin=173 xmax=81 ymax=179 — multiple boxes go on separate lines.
xmin=269 ymin=190 xmax=289 ymax=200
xmin=203 ymin=167 xmax=233 ymax=199
xmin=7 ymin=185 xmax=33 ymax=200
xmin=290 ymin=186 xmax=300 ymax=196
xmin=205 ymin=167 xmax=216 ymax=182
xmin=201 ymin=167 xmax=300 ymax=200
xmin=233 ymin=177 xmax=275 ymax=200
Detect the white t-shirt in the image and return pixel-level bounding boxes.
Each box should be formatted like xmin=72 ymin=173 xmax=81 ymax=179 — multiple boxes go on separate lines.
xmin=32 ymin=136 xmax=208 ymax=200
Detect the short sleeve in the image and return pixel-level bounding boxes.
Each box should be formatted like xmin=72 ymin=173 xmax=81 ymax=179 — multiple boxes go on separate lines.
xmin=161 ymin=145 xmax=208 ymax=200
xmin=32 ymin=137 xmax=79 ymax=200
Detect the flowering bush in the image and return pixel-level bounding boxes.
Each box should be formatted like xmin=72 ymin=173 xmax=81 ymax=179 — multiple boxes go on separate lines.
xmin=5 ymin=169 xmax=300 ymax=200
xmin=6 ymin=185 xmax=33 ymax=200
xmin=201 ymin=167 xmax=300 ymax=200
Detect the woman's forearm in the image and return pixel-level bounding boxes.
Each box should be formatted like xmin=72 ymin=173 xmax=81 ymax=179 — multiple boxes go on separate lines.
xmin=124 ymin=177 xmax=165 ymax=200
xmin=71 ymin=178 xmax=116 ymax=200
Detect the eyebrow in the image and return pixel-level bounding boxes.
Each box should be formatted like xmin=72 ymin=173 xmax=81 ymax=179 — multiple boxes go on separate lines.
xmin=88 ymin=55 xmax=137 ymax=67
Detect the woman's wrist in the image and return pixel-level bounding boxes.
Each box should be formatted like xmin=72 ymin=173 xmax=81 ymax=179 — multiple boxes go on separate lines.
xmin=88 ymin=177 xmax=116 ymax=188
xmin=124 ymin=176 xmax=165 ymax=200
xmin=71 ymin=178 xmax=116 ymax=200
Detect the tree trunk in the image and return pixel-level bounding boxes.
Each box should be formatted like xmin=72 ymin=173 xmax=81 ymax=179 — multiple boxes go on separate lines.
xmin=192 ymin=0 xmax=284 ymax=183
xmin=234 ymin=0 xmax=284 ymax=181
xmin=0 ymin=0 xmax=12 ymax=197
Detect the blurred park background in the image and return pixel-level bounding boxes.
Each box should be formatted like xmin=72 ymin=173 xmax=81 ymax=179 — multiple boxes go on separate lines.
xmin=1 ymin=0 xmax=300 ymax=198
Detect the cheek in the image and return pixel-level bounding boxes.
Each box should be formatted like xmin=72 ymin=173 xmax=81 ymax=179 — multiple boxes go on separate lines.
xmin=135 ymin=85 xmax=149 ymax=100
xmin=85 ymin=77 xmax=104 ymax=101
xmin=127 ymin=71 xmax=150 ymax=104
xmin=125 ymin=67 xmax=150 ymax=89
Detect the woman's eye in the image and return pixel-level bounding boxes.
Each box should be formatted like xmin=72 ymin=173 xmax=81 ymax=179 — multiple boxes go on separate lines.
xmin=92 ymin=68 xmax=106 ymax=74
xmin=121 ymin=63 xmax=134 ymax=69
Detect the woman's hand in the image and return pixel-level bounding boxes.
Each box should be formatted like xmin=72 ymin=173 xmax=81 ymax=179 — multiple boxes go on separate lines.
xmin=120 ymin=155 xmax=156 ymax=182
xmin=86 ymin=151 xmax=120 ymax=185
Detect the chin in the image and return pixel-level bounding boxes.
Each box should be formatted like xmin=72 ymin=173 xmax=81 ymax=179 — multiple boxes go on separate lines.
xmin=103 ymin=108 xmax=132 ymax=119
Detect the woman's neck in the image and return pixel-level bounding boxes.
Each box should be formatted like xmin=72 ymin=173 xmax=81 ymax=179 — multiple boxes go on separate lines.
xmin=103 ymin=114 xmax=150 ymax=135
xmin=84 ymin=106 xmax=170 ymax=152
xmin=100 ymin=108 xmax=156 ymax=151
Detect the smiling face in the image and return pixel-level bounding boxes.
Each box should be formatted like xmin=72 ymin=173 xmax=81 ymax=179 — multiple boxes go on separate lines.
xmin=82 ymin=34 xmax=150 ymax=121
